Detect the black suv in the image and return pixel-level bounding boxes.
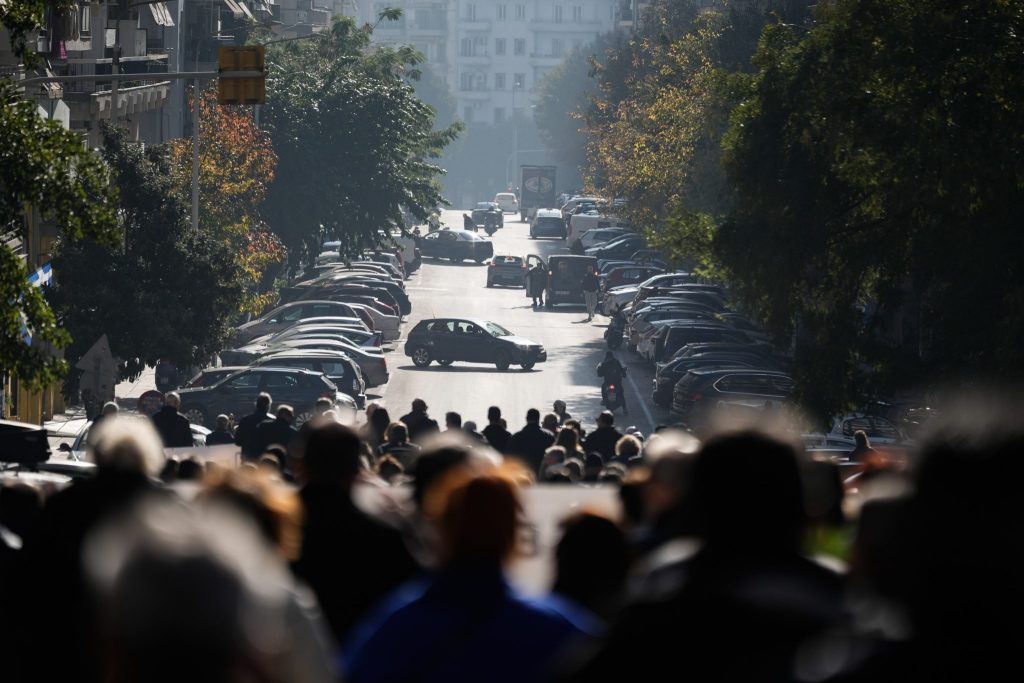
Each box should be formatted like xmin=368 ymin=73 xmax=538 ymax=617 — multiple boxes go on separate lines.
xmin=177 ymin=367 xmax=355 ymax=426
xmin=526 ymin=254 xmax=599 ymax=307
xmin=253 ymin=350 xmax=367 ymax=408
xmin=670 ymin=368 xmax=795 ymax=427
xmin=404 ymin=318 xmax=547 ymax=371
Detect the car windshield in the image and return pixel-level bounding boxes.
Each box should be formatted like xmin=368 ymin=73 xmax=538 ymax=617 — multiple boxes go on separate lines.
xmin=494 ymin=256 xmax=523 ymax=266
xmin=483 ymin=321 xmax=512 ymax=337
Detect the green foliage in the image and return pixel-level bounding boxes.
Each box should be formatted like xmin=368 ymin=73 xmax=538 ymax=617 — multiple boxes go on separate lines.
xmin=720 ymin=0 xmax=1024 ymax=417
xmin=262 ymin=16 xmax=460 ymax=264
xmin=0 ymin=80 xmax=119 ymax=389
xmin=49 ymin=125 xmax=244 ymax=380
xmin=0 ymin=0 xmax=74 ymax=64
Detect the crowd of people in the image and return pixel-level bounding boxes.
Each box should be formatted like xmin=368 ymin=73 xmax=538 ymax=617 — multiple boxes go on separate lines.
xmin=0 ymin=394 xmax=1020 ymax=682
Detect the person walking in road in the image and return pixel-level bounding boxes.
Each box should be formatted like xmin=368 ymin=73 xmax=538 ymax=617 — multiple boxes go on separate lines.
xmin=253 ymin=405 xmax=299 ymax=457
xmin=527 ymin=262 xmax=547 ymax=309
xmin=482 ymin=406 xmax=511 ymax=452
xmin=506 ymin=408 xmax=556 ymax=474
xmin=582 ymin=265 xmax=600 ymax=321
xmin=583 ymin=411 xmax=624 ymax=463
xmin=400 ymin=398 xmax=440 ymax=443
xmin=553 ymin=399 xmax=572 ymax=425
xmin=151 ymin=392 xmax=193 ymax=448
xmin=235 ymin=393 xmax=274 ymax=461
xmin=205 ymin=414 xmax=235 ymax=446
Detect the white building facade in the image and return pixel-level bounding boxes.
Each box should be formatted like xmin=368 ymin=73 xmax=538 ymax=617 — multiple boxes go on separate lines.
xmin=363 ymin=1 xmax=622 ymax=125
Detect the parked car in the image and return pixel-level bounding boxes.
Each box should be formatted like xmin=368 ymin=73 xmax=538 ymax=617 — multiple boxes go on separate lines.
xmin=627 ymin=307 xmax=717 ymax=349
xmin=640 ymin=322 xmax=752 ymax=363
xmin=344 ymin=302 xmax=400 ymax=341
xmin=569 ymin=216 xmax=629 ymax=240
xmin=600 ymin=264 xmax=665 ymax=291
xmin=494 ymin=192 xmax=519 ymax=213
xmin=670 ymin=368 xmax=795 ymax=427
xmin=253 ymin=350 xmax=366 ymax=408
xmin=585 ymin=233 xmax=646 ymax=260
xmin=530 ymin=209 xmax=568 ymax=240
xmin=651 ymin=352 xmax=781 ymax=406
xmin=245 ymin=338 xmax=389 ymax=388
xmin=420 ymin=229 xmax=495 ymax=263
xmin=601 ymin=285 xmax=641 ymax=316
xmin=560 ymin=196 xmax=603 ymax=222
xmin=525 ymin=254 xmax=600 ymax=308
xmin=404 ymin=318 xmax=547 ymax=371
xmin=486 ymin=255 xmax=528 ymax=288
xmin=261 ymin=323 xmax=381 ymax=348
xmin=234 ymin=300 xmax=362 ymax=345
xmin=822 ymin=414 xmax=903 ymax=447
xmin=178 ymin=367 xmax=355 ymax=427
xmin=184 ymin=367 xmax=246 ymax=389
xmin=578 ymin=227 xmax=632 ymax=250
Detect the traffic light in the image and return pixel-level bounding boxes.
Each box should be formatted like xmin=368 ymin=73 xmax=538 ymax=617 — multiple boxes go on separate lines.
xmin=217 ymin=45 xmax=265 ymax=105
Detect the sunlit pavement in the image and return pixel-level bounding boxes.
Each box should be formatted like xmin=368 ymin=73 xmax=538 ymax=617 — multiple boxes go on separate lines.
xmin=375 ymin=210 xmax=667 ymax=436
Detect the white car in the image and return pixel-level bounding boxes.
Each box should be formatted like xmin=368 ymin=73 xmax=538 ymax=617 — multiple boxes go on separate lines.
xmin=601 ymin=285 xmax=641 ymax=316
xmin=569 ymin=215 xmax=629 ymax=240
xmin=235 ymin=300 xmax=362 ymax=345
xmin=494 ymin=192 xmax=519 ymax=213
xmin=344 ymin=302 xmax=400 ymax=342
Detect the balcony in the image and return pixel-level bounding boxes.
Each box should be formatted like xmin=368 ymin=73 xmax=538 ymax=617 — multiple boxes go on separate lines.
xmin=457 ymin=88 xmax=491 ymax=101
xmin=407 ymin=25 xmax=447 ymax=37
xmin=529 ymin=20 xmax=607 ymax=33
xmin=457 ymin=53 xmax=491 ymax=66
xmin=528 ymin=53 xmax=563 ymax=66
xmin=456 ymin=19 xmax=491 ymax=31
xmin=92 ymin=80 xmax=172 ymax=118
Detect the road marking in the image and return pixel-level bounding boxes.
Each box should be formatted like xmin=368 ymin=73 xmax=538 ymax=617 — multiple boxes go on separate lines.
xmin=626 ymin=370 xmax=656 ymax=432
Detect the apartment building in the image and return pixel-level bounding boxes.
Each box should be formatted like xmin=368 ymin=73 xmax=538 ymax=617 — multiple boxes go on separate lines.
xmin=365 ymin=1 xmax=621 ymax=125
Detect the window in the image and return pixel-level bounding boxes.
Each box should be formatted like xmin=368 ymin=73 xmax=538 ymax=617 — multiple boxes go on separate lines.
xmin=552 ymin=38 xmax=564 ymax=56
xmin=572 ymin=5 xmax=583 ymax=22
xmin=464 ymin=2 xmax=476 ymax=21
xmin=497 ymin=3 xmax=507 ymax=20
xmin=81 ymin=4 xmax=92 ymax=35
xmin=513 ymin=38 xmax=525 ymax=55
xmin=460 ymin=37 xmax=472 ymax=56
xmin=554 ymin=5 xmax=563 ymax=23
xmin=514 ymin=72 xmax=525 ymax=89
xmin=473 ymin=36 xmax=487 ymax=54
xmin=515 ymin=4 xmax=526 ymax=20
xmin=264 ymin=372 xmax=300 ymax=389
xmin=494 ymin=107 xmax=506 ymax=123
xmin=495 ymin=72 xmax=506 ymax=89
xmin=495 ymin=37 xmax=506 ymax=55
xmin=225 ymin=372 xmax=261 ymax=390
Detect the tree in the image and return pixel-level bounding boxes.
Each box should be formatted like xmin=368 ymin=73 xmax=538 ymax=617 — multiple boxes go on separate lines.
xmin=168 ymin=87 xmax=285 ymax=314
xmin=262 ymin=16 xmax=460 ymax=265
xmin=719 ymin=0 xmax=1024 ymax=417
xmin=0 ymin=78 xmax=119 ymax=388
xmin=49 ymin=126 xmax=243 ymax=380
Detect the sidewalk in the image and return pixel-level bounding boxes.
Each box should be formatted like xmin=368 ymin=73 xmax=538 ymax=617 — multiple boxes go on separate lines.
xmin=114 ymin=365 xmax=157 ymax=412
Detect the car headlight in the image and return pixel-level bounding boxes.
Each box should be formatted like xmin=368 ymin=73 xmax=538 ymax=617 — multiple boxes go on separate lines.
xmin=515 ymin=343 xmax=531 ymax=351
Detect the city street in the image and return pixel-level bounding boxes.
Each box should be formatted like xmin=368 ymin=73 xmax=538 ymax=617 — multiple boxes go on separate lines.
xmin=374 ymin=209 xmax=666 ymax=435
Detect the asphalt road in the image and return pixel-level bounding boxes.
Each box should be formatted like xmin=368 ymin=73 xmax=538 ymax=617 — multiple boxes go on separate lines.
xmin=374 ymin=209 xmax=668 ymax=437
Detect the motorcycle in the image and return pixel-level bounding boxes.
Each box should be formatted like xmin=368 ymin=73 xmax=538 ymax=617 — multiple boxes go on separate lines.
xmin=484 ymin=213 xmax=499 ymax=236
xmin=601 ymin=380 xmax=627 ymax=413
xmin=604 ymin=313 xmax=625 ymax=350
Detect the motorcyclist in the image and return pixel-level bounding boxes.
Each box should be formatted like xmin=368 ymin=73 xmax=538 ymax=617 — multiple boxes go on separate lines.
xmin=463 ymin=213 xmax=476 ymax=231
xmin=597 ymin=351 xmax=628 ymax=415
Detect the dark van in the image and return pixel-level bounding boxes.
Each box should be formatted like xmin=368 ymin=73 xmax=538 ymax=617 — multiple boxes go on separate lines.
xmin=525 ymin=254 xmax=599 ymax=308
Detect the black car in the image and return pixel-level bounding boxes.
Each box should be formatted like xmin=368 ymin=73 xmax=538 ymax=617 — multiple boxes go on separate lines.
xmin=253 ymin=350 xmax=367 ymax=408
xmin=526 ymin=254 xmax=599 ymax=307
xmin=420 ymin=230 xmax=495 ymax=263
xmin=404 ymin=318 xmax=547 ymax=371
xmin=645 ymin=323 xmax=752 ymax=363
xmin=670 ymin=368 xmax=795 ymax=427
xmin=471 ymin=202 xmax=504 ymax=229
xmin=486 ymin=255 xmax=528 ymax=288
xmin=651 ymin=353 xmax=777 ymax=406
xmin=177 ymin=367 xmax=355 ymax=427
xmin=585 ymin=234 xmax=645 ymax=260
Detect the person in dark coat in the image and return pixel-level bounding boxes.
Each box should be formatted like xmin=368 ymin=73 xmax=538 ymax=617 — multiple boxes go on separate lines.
xmin=235 ymin=392 xmax=274 ymax=461
xmin=293 ymin=422 xmax=418 ymax=645
xmin=253 ymin=405 xmax=299 ymax=457
xmin=527 ymin=262 xmax=547 ymax=308
xmin=205 ymin=414 xmax=235 ymax=445
xmin=399 ymin=398 xmax=440 ymax=444
xmin=506 ymin=408 xmax=555 ymax=474
xmin=482 ymin=406 xmax=511 ymax=452
xmin=151 ymin=391 xmax=193 ymax=448
xmin=583 ymin=411 xmax=623 ymax=462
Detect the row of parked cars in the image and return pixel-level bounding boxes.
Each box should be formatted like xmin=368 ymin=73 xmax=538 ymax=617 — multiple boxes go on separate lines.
xmin=174 ymin=250 xmax=417 ymax=426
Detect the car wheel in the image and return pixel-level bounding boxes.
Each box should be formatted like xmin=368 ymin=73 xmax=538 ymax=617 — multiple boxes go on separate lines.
xmin=182 ymin=405 xmax=207 ymax=426
xmin=521 ymin=361 xmax=535 ymax=371
xmin=494 ymin=350 xmax=511 ymax=371
xmin=486 ymin=279 xmax=493 ymax=287
xmin=529 ymin=233 xmax=535 ymax=239
xmin=295 ymin=410 xmax=315 ymax=427
xmin=545 ymin=298 xmax=555 ymax=309
xmin=438 ymin=358 xmax=454 ymax=366
xmin=411 ymin=347 xmax=432 ymax=367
